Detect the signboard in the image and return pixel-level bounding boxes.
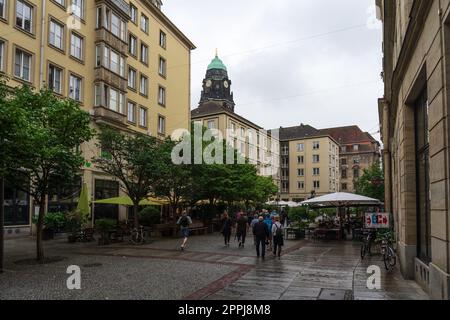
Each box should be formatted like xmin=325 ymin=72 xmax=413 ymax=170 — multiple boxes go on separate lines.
xmin=365 ymin=213 xmax=390 ymax=229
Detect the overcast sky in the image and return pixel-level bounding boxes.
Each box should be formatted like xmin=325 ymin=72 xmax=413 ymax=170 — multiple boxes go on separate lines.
xmin=164 ymin=0 xmax=383 ymax=141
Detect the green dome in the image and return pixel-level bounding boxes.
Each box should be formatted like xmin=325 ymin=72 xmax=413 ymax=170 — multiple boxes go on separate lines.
xmin=207 ymin=55 xmax=227 ymax=71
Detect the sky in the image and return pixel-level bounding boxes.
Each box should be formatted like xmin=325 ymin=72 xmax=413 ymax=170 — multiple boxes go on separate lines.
xmin=164 ymin=0 xmax=383 ymax=141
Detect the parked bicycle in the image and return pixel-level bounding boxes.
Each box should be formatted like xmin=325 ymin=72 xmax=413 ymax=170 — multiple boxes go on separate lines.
xmin=130 ymin=226 xmax=150 ymax=245
xmin=380 ymin=233 xmax=397 ymax=271
xmin=360 ymin=229 xmax=376 ymax=259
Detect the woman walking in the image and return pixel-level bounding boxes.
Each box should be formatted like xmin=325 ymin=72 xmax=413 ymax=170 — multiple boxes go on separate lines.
xmin=221 ymin=211 xmax=232 ymax=247
xmin=272 ymin=216 xmax=284 ymax=258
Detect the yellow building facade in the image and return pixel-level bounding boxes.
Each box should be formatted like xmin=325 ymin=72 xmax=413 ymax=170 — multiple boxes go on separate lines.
xmin=0 ymin=0 xmax=194 ymax=233
xmin=278 ymin=125 xmax=340 ymax=202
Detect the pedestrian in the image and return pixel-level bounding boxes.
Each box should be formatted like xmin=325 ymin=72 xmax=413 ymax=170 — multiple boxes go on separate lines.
xmin=253 ymin=216 xmax=270 ymax=259
xmin=177 ymin=210 xmax=192 ymax=251
xmin=272 ymin=216 xmax=284 ymax=258
xmin=236 ymin=212 xmax=249 ymax=248
xmin=250 ymin=214 xmax=259 ymax=245
xmin=264 ymin=214 xmax=273 ymax=251
xmin=221 ymin=211 xmax=232 ymax=247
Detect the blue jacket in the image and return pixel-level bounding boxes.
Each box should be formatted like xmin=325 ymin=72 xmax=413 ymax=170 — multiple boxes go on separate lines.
xmin=264 ymin=217 xmax=273 ymax=234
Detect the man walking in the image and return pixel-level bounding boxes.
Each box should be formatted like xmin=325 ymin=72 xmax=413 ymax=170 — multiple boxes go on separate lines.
xmin=253 ymin=216 xmax=269 ymax=259
xmin=177 ymin=210 xmax=192 ymax=251
xmin=236 ymin=212 xmax=248 ymax=248
xmin=272 ymin=216 xmax=284 ymax=258
xmin=250 ymin=214 xmax=259 ymax=246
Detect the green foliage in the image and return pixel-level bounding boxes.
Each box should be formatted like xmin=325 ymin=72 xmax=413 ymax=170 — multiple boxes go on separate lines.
xmin=375 ymin=229 xmax=395 ymax=244
xmin=139 ymin=206 xmax=161 ymax=226
xmin=355 ymin=161 xmax=385 ymax=201
xmin=288 ymin=207 xmax=308 ymax=223
xmin=95 ymin=219 xmax=117 ymax=233
xmin=32 ymin=212 xmax=67 ymax=230
xmin=66 ymin=210 xmax=84 ymax=233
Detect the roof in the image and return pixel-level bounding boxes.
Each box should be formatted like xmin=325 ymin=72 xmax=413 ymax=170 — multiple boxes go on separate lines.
xmin=191 ymin=101 xmax=263 ymax=130
xmin=276 ymin=124 xmax=322 ymax=141
xmin=207 ymin=54 xmax=227 ymax=71
xmin=319 ymin=126 xmax=375 ymax=144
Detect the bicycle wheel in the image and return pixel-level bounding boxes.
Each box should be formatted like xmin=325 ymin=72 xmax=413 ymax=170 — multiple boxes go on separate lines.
xmin=131 ymin=230 xmax=143 ymax=245
xmin=384 ymin=247 xmax=396 ymax=271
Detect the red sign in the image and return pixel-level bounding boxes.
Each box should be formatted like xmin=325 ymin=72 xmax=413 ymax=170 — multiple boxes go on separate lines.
xmin=365 ymin=213 xmax=390 ymax=229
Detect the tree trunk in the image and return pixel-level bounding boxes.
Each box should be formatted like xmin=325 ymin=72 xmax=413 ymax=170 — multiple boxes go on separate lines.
xmin=0 ymin=177 xmax=4 ymax=273
xmin=133 ymin=202 xmax=139 ymax=229
xmin=36 ymin=196 xmax=46 ymax=262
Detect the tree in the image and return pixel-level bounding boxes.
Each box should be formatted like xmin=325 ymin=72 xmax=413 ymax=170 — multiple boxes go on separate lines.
xmin=355 ymin=161 xmax=385 ymax=201
xmin=94 ymin=126 xmax=165 ymax=228
xmin=154 ymin=138 xmax=193 ymax=216
xmin=6 ymin=86 xmax=94 ymax=261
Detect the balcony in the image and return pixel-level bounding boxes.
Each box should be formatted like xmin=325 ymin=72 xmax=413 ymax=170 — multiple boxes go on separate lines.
xmin=94 ymin=106 xmax=127 ymax=127
xmin=95 ymin=68 xmax=127 ymax=92
xmin=96 ymin=0 xmax=130 ymax=18
xmin=96 ymin=28 xmax=128 ymax=55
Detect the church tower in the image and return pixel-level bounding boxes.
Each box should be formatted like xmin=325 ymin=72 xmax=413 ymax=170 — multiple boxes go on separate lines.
xmin=199 ymin=53 xmax=235 ymax=111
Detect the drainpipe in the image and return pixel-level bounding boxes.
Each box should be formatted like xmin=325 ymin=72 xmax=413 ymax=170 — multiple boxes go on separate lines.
xmin=39 ymin=0 xmax=46 ymax=89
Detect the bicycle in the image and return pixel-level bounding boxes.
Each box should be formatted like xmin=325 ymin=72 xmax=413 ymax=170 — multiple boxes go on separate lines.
xmin=130 ymin=226 xmax=150 ymax=245
xmin=380 ymin=234 xmax=397 ymax=271
xmin=360 ymin=229 xmax=376 ymax=259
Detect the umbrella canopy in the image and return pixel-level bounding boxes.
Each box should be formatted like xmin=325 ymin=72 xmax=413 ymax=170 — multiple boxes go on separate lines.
xmin=93 ymin=196 xmax=165 ymax=206
xmin=300 ymin=192 xmax=381 ymax=208
xmin=76 ymin=183 xmax=90 ymax=220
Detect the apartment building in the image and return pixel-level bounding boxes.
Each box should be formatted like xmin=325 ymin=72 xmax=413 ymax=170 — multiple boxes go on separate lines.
xmin=320 ymin=126 xmax=381 ymax=193
xmin=377 ymin=0 xmax=450 ymax=299
xmin=191 ymin=54 xmax=280 ymax=187
xmin=0 ymin=0 xmax=195 ymax=235
xmin=277 ymin=124 xmax=340 ymax=202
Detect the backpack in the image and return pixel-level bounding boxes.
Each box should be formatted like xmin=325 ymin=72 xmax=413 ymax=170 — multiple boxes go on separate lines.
xmin=275 ymin=224 xmax=283 ymax=237
xmin=180 ymin=216 xmax=189 ymax=227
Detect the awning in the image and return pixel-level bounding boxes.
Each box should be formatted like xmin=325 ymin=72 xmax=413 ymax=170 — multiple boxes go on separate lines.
xmin=93 ymin=196 xmax=167 ymax=206
xmin=300 ymin=192 xmax=381 ymax=208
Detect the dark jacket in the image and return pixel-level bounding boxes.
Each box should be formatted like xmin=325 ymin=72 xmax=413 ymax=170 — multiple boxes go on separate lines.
xmin=253 ymin=221 xmax=269 ymax=239
xmin=236 ymin=216 xmax=248 ymax=233
xmin=221 ymin=218 xmax=232 ymax=234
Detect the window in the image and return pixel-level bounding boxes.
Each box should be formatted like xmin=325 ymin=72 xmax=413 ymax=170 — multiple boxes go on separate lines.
xmin=160 ymin=30 xmax=166 ymax=48
xmin=297 ymin=156 xmax=304 ymax=164
xmin=128 ymin=67 xmax=136 ymax=89
xmin=240 ymin=127 xmax=245 ymax=137
xmin=48 ymin=64 xmax=62 ymax=94
xmin=140 ymin=43 xmax=148 ymax=64
xmin=313 ymin=181 xmax=320 ymax=189
xmin=14 ymin=48 xmax=31 ymax=81
xmin=341 ymin=169 xmax=347 ymax=179
xmin=313 ymin=141 xmax=320 ymax=150
xmin=353 ymin=157 xmax=360 ymax=164
xmin=159 ymin=57 xmax=166 ymax=77
xmin=111 ymin=12 xmax=120 ymax=37
xmin=158 ymin=86 xmax=166 ymax=106
xmin=158 ymin=115 xmax=165 ymax=135
xmin=139 ymin=74 xmax=148 ymax=96
xmin=129 ymin=34 xmax=137 ymax=56
xmin=106 ymin=87 xmax=124 ymax=113
xmin=298 ymin=181 xmax=305 ymax=190
xmin=127 ymin=101 xmax=136 ymax=123
xmin=49 ymin=19 xmax=64 ymax=50
xmin=207 ymin=120 xmax=215 ymax=130
xmin=313 ymin=168 xmax=320 ymax=176
xmin=96 ymin=6 xmax=102 ymax=28
xmin=281 ymin=145 xmax=289 ymax=156
xmin=70 ymin=32 xmax=83 ymax=60
xmin=16 ymin=0 xmax=33 ymax=33
xmin=341 ymin=158 xmax=347 ymax=165
xmin=353 ymin=168 xmax=360 ymax=179
xmin=71 ymin=0 xmax=83 ymax=19
xmin=297 ymin=169 xmax=304 ymax=177
xmin=130 ymin=3 xmax=137 ymax=24
xmin=139 ymin=107 xmax=147 ymax=127
xmin=0 ymin=40 xmax=4 ymax=72
xmin=69 ymin=74 xmax=82 ymax=101
xmin=140 ymin=14 xmax=148 ymax=33
xmin=230 ymin=122 xmax=236 ymax=133
xmin=0 ymin=0 xmax=6 ymax=19
xmin=101 ymin=46 xmax=125 ymax=76
xmin=94 ymin=83 xmax=101 ymax=106
xmin=353 ymin=144 xmax=359 ymax=151
xmin=297 ymin=143 xmax=304 ymax=152
xmin=313 ymin=155 xmax=320 ymax=163
xmin=341 ymin=183 xmax=347 ymax=191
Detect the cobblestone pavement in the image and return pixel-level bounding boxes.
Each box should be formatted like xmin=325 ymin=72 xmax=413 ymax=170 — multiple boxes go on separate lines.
xmin=0 ymin=234 xmax=429 ymax=300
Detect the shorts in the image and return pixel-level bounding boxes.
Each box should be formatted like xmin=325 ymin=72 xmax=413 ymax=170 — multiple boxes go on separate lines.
xmin=181 ymin=228 xmax=190 ymax=238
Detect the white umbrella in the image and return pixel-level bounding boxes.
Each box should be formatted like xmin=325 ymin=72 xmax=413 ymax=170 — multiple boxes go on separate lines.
xmin=300 ymin=192 xmax=381 ymax=208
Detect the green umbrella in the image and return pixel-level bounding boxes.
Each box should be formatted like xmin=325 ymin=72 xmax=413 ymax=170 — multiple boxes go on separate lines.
xmin=77 ymin=183 xmax=91 ymax=220
xmin=93 ymin=196 xmax=163 ymax=206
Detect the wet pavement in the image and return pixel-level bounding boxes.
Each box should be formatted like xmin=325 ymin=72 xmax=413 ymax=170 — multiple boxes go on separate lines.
xmin=0 ymin=234 xmax=429 ymax=300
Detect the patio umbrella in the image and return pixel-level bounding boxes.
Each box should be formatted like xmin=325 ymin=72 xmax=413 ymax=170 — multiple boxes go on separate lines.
xmin=93 ymin=196 xmax=165 ymax=206
xmin=76 ymin=183 xmax=91 ymax=220
xmin=300 ymin=192 xmax=381 ymax=208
